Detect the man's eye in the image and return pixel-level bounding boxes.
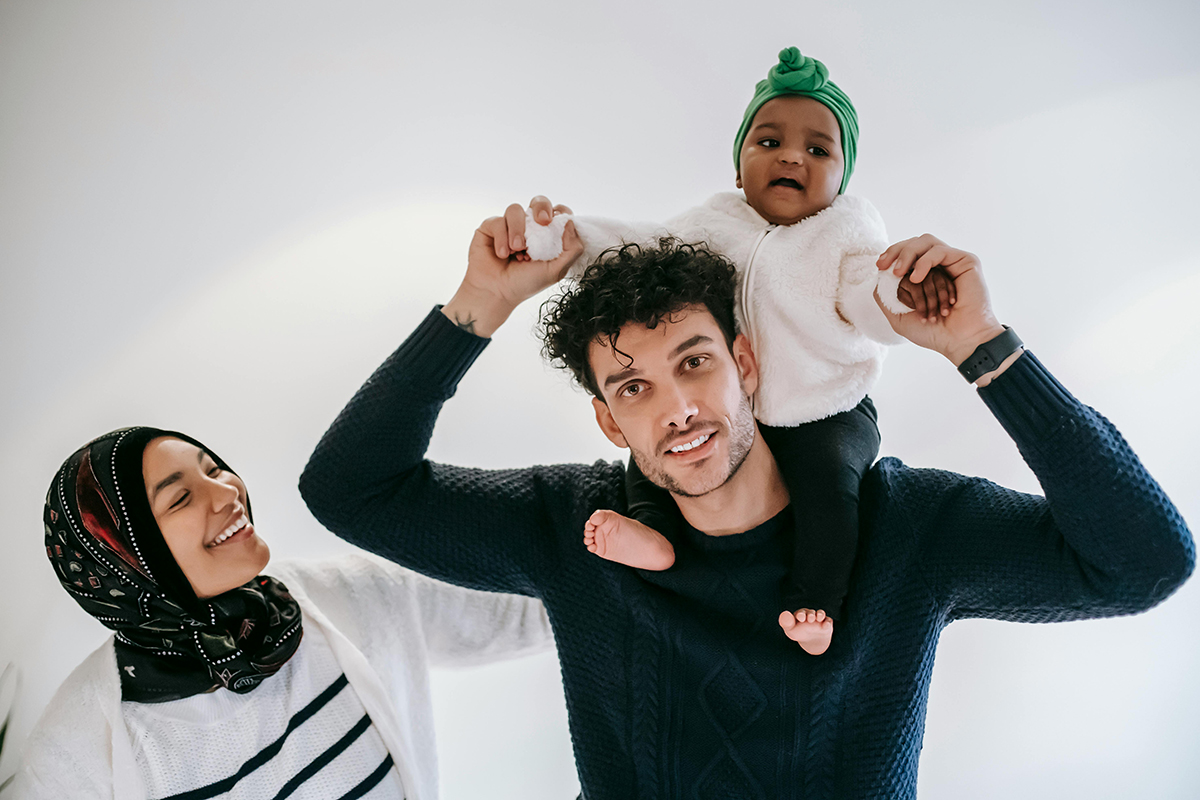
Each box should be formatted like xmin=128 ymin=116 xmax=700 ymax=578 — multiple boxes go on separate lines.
xmin=621 ymin=384 xmax=642 ymax=398
xmin=685 ymin=356 xmax=706 ymax=369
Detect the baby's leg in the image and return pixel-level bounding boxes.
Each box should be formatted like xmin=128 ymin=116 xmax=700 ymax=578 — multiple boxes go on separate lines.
xmin=761 ymin=398 xmax=881 ymax=655
xmin=584 ymin=510 xmax=676 ymax=571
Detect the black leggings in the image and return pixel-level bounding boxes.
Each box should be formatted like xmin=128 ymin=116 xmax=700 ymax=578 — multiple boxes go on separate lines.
xmin=625 ymin=397 xmax=879 ymax=621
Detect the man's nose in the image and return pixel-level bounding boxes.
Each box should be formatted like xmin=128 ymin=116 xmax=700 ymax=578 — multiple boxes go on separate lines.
xmin=659 ymin=382 xmax=698 ymax=429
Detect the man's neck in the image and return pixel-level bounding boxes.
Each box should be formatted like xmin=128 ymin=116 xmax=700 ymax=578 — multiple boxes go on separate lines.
xmin=673 ymin=425 xmax=789 ymax=536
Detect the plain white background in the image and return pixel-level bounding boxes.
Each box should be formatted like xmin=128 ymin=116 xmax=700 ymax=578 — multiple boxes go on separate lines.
xmin=2 ymin=1 xmax=1198 ymax=798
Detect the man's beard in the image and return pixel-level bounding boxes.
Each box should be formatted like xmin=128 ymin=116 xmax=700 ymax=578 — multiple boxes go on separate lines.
xmin=631 ymin=390 xmax=757 ymax=498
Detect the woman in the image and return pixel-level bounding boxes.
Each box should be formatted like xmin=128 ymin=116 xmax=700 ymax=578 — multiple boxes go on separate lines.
xmin=15 ymin=426 xmax=553 ymax=799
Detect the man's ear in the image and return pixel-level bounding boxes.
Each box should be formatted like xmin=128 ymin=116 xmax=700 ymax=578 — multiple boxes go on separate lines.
xmin=592 ymin=397 xmax=629 ymax=449
xmin=731 ymin=333 xmax=759 ymax=397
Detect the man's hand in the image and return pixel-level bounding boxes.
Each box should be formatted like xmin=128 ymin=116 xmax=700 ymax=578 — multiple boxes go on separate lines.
xmin=876 ymin=235 xmax=1006 ymax=369
xmin=442 ymin=196 xmax=580 ymax=338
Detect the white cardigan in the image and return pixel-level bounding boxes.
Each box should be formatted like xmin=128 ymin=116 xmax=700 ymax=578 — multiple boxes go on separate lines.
xmin=10 ymin=554 xmax=554 ymax=800
xmin=570 ymin=192 xmax=909 ymax=425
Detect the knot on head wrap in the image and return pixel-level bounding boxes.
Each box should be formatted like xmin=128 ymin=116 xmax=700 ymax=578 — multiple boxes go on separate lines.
xmin=733 ymin=47 xmax=859 ymax=194
xmin=44 ymin=427 xmax=302 ymax=702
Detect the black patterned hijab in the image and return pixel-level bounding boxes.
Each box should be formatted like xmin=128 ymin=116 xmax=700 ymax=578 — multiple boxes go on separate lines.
xmin=44 ymin=427 xmax=302 ymax=703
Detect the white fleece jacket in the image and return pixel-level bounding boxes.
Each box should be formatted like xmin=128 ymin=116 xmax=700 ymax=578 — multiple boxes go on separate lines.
xmin=569 ymin=192 xmax=909 ymax=425
xmin=10 ymin=554 xmax=554 ymax=800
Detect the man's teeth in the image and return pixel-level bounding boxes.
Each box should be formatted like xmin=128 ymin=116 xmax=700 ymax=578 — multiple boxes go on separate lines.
xmin=670 ymin=433 xmax=711 ymax=453
xmin=210 ymin=516 xmax=248 ymax=547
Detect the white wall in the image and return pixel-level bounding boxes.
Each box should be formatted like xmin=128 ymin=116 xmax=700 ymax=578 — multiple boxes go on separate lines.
xmin=1 ymin=1 xmax=1197 ymax=797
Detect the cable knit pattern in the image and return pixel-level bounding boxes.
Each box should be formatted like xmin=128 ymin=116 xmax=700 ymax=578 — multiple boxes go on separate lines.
xmin=300 ymin=306 xmax=1194 ymax=800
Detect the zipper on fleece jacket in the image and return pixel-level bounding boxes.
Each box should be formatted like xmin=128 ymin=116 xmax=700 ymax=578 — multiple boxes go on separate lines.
xmin=739 ymin=224 xmax=777 ymax=349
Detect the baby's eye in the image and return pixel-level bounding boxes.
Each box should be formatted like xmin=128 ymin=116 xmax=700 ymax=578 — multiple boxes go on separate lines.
xmin=808 ymin=146 xmax=829 ymax=157
xmin=757 ymin=138 xmax=779 ymax=148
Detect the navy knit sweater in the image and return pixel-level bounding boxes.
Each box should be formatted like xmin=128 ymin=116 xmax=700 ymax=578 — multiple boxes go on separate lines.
xmin=300 ymin=307 xmax=1194 ymax=800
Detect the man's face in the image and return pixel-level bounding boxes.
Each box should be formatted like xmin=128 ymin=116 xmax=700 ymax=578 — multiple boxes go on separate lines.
xmin=736 ymin=95 xmax=844 ymax=226
xmin=589 ymin=306 xmax=759 ymax=498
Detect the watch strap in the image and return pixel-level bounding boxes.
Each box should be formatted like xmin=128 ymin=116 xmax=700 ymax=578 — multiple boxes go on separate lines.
xmin=957 ymin=326 xmax=1024 ymax=383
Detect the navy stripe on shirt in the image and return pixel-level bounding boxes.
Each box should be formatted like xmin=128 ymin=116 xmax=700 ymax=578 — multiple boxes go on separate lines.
xmin=270 ymin=714 xmax=373 ymax=800
xmin=335 ymin=753 xmax=395 ymax=800
xmin=156 ymin=674 xmax=350 ymax=800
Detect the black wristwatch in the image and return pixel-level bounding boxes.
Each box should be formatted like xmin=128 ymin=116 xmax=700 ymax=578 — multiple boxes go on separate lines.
xmin=957 ymin=326 xmax=1024 ymax=383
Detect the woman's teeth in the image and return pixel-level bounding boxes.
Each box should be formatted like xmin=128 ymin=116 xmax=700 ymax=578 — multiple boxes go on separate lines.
xmin=209 ymin=515 xmax=248 ymax=548
xmin=670 ymin=433 xmax=711 ymax=453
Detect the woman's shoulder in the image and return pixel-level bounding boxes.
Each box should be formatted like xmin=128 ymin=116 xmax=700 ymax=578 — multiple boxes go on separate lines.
xmin=33 ymin=638 xmax=120 ymax=732
xmin=14 ymin=639 xmax=121 ymax=798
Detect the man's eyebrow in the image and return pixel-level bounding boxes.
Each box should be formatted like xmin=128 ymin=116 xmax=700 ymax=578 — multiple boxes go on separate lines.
xmin=601 ymin=335 xmax=714 ymax=390
xmin=669 ymin=334 xmax=713 ymax=359
xmin=603 ymin=365 xmax=640 ymax=391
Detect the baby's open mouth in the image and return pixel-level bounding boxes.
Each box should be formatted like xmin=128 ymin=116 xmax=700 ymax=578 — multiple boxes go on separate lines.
xmin=770 ymin=178 xmax=803 ymax=190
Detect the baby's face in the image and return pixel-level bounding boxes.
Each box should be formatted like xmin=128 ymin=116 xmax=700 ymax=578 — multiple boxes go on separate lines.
xmin=736 ymin=96 xmax=844 ymax=226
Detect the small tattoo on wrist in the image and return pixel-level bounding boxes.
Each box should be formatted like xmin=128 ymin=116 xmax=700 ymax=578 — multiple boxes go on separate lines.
xmin=452 ymin=313 xmax=478 ymax=334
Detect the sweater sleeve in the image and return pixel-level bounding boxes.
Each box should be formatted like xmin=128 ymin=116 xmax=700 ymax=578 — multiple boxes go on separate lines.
xmin=409 ymin=570 xmax=556 ymax=668
xmin=893 ymin=351 xmax=1194 ymax=622
xmin=298 ymin=307 xmax=625 ymax=597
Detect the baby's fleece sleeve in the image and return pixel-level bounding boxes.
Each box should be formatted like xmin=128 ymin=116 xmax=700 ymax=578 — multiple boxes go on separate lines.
xmin=567 ymin=216 xmax=669 ymax=278
xmin=838 ymin=254 xmax=908 ymax=345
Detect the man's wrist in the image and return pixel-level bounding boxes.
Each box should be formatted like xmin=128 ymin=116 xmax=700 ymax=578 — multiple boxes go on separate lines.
xmin=973 ymin=347 xmax=1024 ymax=387
xmin=951 ymin=325 xmax=1025 ymax=386
xmin=943 ymin=323 xmax=1008 ymax=368
xmin=442 ymin=284 xmax=517 ymax=339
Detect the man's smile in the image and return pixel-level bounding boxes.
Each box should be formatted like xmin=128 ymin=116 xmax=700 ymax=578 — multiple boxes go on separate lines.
xmin=662 ymin=429 xmax=719 ymax=462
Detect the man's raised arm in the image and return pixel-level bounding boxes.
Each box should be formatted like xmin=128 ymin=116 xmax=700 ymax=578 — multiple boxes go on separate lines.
xmin=298 ymin=203 xmax=615 ymax=596
xmin=875 ymin=235 xmax=1194 ymax=618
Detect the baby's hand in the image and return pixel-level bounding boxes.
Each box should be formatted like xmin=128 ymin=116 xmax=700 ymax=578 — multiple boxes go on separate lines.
xmin=488 ymin=196 xmax=574 ymax=263
xmin=897 ymin=266 xmax=956 ymax=322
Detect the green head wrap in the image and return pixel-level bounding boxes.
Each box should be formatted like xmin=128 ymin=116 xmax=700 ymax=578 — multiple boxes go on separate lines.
xmin=733 ymin=47 xmax=859 ymax=194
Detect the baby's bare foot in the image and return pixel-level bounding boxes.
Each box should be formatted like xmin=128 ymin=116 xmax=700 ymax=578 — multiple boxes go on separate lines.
xmin=778 ymin=608 xmax=834 ymax=656
xmin=584 ymin=510 xmax=675 ymax=571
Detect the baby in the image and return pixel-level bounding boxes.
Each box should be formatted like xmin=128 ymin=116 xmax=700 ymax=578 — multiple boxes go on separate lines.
xmin=535 ymin=47 xmax=951 ymax=655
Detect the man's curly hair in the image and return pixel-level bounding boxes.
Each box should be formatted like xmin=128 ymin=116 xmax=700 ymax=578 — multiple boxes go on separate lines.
xmin=539 ymin=238 xmax=739 ymax=399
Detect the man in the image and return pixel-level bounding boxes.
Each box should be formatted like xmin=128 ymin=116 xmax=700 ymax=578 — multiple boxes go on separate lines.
xmin=300 ymin=198 xmax=1193 ymax=799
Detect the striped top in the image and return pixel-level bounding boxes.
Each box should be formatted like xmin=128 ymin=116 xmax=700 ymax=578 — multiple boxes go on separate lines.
xmin=123 ymin=624 xmax=404 ymax=800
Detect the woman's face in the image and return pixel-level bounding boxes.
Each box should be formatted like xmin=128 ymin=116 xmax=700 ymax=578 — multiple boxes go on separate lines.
xmin=142 ymin=436 xmax=270 ymax=599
